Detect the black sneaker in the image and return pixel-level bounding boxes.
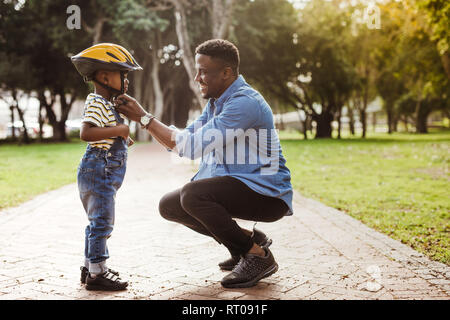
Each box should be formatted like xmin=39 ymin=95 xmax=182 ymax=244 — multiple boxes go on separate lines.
xmin=85 ymin=271 xmax=128 ymax=291
xmin=218 ymin=228 xmax=273 ymax=271
xmin=220 ymin=247 xmax=278 ymax=288
xmin=80 ymin=266 xmax=120 ymax=284
xmin=251 ymin=228 xmax=273 ymax=249
xmin=218 ymin=255 xmax=241 ymax=271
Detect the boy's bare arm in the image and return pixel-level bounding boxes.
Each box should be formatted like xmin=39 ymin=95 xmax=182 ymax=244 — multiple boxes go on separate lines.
xmin=80 ymin=122 xmax=129 ymax=142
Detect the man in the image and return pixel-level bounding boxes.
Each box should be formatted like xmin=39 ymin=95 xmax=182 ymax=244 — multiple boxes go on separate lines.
xmin=115 ymin=39 xmax=293 ymax=288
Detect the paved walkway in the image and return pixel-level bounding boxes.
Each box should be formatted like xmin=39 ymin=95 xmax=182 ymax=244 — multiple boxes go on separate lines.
xmin=1 ymin=143 xmax=449 ymax=300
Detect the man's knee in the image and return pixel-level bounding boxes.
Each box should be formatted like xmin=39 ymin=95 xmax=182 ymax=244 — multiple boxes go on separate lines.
xmin=158 ymin=191 xmax=181 ymax=222
xmin=179 ymin=182 xmax=203 ymax=212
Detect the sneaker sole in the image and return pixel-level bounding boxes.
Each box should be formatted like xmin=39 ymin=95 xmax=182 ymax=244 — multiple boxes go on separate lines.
xmin=85 ymin=284 xmax=128 ymax=291
xmin=219 ymin=238 xmax=273 ymax=271
xmin=221 ymin=262 xmax=278 ymax=289
xmin=81 ymin=268 xmax=119 ymax=285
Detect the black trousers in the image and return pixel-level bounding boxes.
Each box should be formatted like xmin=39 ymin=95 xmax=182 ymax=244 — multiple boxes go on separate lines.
xmin=158 ymin=176 xmax=289 ymax=256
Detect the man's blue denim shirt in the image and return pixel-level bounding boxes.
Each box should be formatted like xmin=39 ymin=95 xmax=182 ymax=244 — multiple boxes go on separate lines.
xmin=173 ymin=75 xmax=293 ymax=215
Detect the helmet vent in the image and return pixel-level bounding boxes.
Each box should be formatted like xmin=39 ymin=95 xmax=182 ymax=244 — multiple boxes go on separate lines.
xmin=117 ymin=48 xmax=133 ymax=64
xmin=106 ymin=51 xmax=120 ymax=61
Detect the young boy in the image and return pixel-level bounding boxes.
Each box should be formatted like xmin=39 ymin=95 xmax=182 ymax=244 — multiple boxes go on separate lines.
xmin=71 ymin=43 xmax=142 ymax=291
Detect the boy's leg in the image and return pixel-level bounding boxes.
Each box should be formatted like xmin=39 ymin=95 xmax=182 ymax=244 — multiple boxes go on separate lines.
xmin=83 ymin=189 xmax=115 ymax=275
xmin=84 ymin=225 xmax=91 ymax=268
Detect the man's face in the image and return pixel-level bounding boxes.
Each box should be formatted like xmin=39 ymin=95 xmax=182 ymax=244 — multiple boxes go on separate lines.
xmin=194 ymin=54 xmax=227 ymax=99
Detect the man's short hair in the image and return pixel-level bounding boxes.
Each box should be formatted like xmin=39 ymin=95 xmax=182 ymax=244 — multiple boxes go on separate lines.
xmin=195 ymin=39 xmax=240 ymax=75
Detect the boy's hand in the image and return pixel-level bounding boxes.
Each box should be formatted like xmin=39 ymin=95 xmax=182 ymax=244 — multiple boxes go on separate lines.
xmin=115 ymin=123 xmax=130 ymax=140
xmin=127 ymin=137 xmax=135 ymax=147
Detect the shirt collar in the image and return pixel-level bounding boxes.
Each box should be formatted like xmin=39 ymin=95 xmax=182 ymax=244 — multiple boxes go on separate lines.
xmin=88 ymin=93 xmax=113 ymax=106
xmin=210 ymin=75 xmax=246 ymax=109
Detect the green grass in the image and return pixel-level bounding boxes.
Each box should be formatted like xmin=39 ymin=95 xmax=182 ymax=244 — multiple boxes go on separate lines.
xmin=281 ymin=129 xmax=450 ymax=265
xmin=0 ymin=140 xmax=86 ymax=210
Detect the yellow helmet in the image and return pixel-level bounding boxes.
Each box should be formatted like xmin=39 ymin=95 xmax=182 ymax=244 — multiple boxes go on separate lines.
xmin=71 ymin=43 xmax=142 ymax=81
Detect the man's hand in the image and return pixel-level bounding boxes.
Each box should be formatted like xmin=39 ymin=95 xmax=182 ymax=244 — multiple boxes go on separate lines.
xmin=115 ymin=94 xmax=177 ymax=150
xmin=114 ymin=94 xmax=147 ymax=122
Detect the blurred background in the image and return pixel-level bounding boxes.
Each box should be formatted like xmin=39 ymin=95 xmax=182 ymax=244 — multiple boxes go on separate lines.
xmin=0 ymin=0 xmax=448 ymax=142
xmin=0 ymin=0 xmax=449 ymax=264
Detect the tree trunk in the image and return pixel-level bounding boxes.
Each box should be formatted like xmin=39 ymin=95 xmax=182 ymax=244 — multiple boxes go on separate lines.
xmin=38 ymin=104 xmax=44 ymax=141
xmin=82 ymin=17 xmax=106 ymax=45
xmin=54 ymin=91 xmax=75 ymax=142
xmin=151 ymin=32 xmax=164 ymax=119
xmin=393 ymin=115 xmax=399 ymax=132
xmin=313 ymin=112 xmax=333 ymax=138
xmin=413 ymin=76 xmax=430 ymax=134
xmin=303 ymin=118 xmax=308 ymax=140
xmin=10 ymin=105 xmax=16 ymax=140
xmin=172 ymin=0 xmax=205 ymax=109
xmin=386 ymin=104 xmax=394 ymax=134
xmin=360 ymin=109 xmax=367 ymax=138
xmin=416 ymin=115 xmax=428 ymax=133
xmin=402 ymin=115 xmax=409 ymax=132
xmin=41 ymin=90 xmax=72 ymax=142
xmin=211 ymin=0 xmax=235 ymax=39
xmin=130 ymin=55 xmax=147 ymax=142
xmin=415 ymin=103 xmax=430 ymax=133
xmin=11 ymin=91 xmax=30 ymax=144
xmin=92 ymin=19 xmax=105 ymax=44
xmin=440 ymin=50 xmax=450 ymax=80
xmin=372 ymin=112 xmax=377 ymax=132
xmin=52 ymin=122 xmax=67 ymax=141
xmin=348 ymin=106 xmax=355 ymax=136
xmin=38 ymin=90 xmax=55 ymax=139
xmin=296 ymin=109 xmax=308 ymax=140
xmin=14 ymin=106 xmax=30 ymax=144
xmin=337 ymin=107 xmax=342 ymax=139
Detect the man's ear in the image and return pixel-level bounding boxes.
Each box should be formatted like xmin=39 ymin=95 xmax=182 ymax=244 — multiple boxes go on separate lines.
xmin=223 ymin=66 xmax=233 ymax=80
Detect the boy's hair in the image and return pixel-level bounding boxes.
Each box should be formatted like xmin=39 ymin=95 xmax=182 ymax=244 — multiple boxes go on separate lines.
xmin=195 ymin=39 xmax=240 ymax=75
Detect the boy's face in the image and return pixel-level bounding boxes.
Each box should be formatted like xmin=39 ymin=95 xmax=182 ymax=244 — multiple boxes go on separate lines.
xmin=96 ymin=70 xmax=129 ymax=93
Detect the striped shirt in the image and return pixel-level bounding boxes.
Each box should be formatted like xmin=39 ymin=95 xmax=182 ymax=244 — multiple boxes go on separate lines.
xmin=81 ymin=93 xmax=118 ymax=150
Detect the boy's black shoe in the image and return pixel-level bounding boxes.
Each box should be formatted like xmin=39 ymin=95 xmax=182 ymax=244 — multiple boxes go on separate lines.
xmin=218 ymin=228 xmax=273 ymax=271
xmin=85 ymin=271 xmax=128 ymax=291
xmin=220 ymin=247 xmax=278 ymax=288
xmin=80 ymin=266 xmax=120 ymax=284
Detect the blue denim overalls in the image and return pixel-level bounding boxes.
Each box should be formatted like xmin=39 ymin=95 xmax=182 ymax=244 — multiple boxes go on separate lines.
xmin=77 ymin=105 xmax=128 ymax=265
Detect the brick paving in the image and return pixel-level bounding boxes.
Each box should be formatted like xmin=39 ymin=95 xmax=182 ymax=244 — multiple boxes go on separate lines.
xmin=0 ymin=142 xmax=449 ymax=300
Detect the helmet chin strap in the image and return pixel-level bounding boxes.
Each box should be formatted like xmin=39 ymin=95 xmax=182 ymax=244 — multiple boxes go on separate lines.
xmin=92 ymin=71 xmax=125 ymax=99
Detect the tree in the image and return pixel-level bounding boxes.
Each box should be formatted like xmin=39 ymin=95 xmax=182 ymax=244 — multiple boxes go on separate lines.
xmin=0 ymin=1 xmax=93 ymax=141
xmin=374 ymin=1 xmax=449 ymax=133
xmin=292 ymin=0 xmax=357 ymax=138
xmin=146 ymin=0 xmax=237 ymax=110
xmin=347 ymin=3 xmax=380 ymax=138
xmin=415 ymin=0 xmax=450 ymax=79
